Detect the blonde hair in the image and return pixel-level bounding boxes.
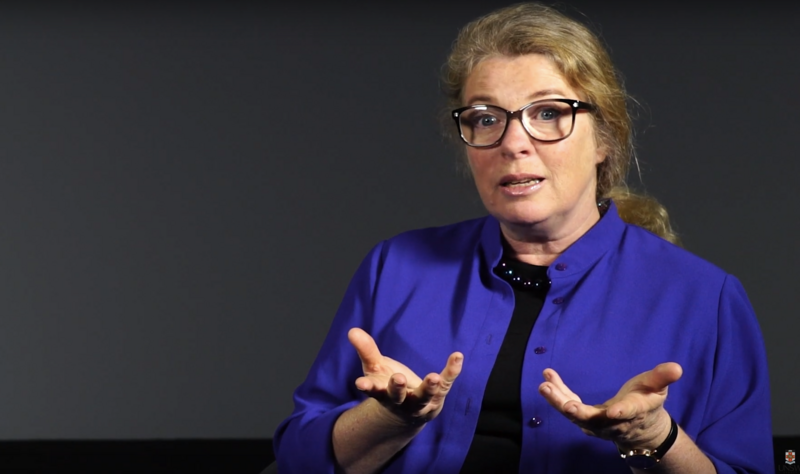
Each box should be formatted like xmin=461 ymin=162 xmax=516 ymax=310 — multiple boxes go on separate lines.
xmin=442 ymin=2 xmax=680 ymax=244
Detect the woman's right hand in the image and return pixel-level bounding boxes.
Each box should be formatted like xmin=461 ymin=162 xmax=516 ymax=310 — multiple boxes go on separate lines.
xmin=347 ymin=327 xmax=463 ymax=427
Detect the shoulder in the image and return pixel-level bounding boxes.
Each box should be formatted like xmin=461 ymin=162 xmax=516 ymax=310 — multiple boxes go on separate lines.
xmin=618 ymin=221 xmax=728 ymax=282
xmin=349 ymin=216 xmax=491 ymax=287
xmin=604 ymin=221 xmax=741 ymax=308
xmin=348 ymin=216 xmax=492 ymax=290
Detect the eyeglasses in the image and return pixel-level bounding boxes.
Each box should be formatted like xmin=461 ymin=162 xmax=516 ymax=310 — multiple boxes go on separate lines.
xmin=451 ymin=98 xmax=595 ymax=147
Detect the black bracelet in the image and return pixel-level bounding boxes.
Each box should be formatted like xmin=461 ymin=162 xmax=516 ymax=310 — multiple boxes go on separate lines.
xmin=617 ymin=416 xmax=678 ymax=469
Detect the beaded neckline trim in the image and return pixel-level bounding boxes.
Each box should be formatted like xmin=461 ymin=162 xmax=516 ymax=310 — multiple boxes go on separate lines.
xmin=494 ymin=199 xmax=607 ymax=291
xmin=494 ymin=260 xmax=551 ymax=292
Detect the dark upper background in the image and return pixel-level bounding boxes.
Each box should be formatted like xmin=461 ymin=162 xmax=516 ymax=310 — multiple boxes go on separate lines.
xmin=0 ymin=1 xmax=796 ymax=440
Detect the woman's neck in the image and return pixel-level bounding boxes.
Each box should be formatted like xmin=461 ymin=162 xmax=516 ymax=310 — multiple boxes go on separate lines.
xmin=499 ymin=206 xmax=601 ymax=266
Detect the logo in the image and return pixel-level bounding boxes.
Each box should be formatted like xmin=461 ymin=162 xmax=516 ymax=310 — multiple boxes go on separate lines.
xmin=788 ymin=450 xmax=797 ymax=465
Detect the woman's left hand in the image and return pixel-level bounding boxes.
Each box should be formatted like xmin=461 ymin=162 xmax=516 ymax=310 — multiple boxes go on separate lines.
xmin=538 ymin=362 xmax=682 ymax=450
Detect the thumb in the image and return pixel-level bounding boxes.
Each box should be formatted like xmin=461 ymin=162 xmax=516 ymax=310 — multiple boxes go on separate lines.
xmin=348 ymin=328 xmax=383 ymax=370
xmin=605 ymin=363 xmax=683 ymax=420
xmin=643 ymin=362 xmax=683 ymax=392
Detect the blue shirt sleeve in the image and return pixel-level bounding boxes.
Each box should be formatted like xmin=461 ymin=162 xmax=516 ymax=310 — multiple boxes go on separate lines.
xmin=272 ymin=242 xmax=385 ymax=473
xmin=698 ymin=274 xmax=773 ymax=474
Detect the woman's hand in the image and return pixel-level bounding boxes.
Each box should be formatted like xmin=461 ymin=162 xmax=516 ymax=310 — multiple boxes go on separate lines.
xmin=538 ymin=362 xmax=682 ymax=450
xmin=348 ymin=328 xmax=463 ymax=427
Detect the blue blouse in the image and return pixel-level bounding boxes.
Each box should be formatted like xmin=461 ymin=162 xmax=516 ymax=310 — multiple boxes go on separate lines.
xmin=274 ymin=203 xmax=773 ymax=473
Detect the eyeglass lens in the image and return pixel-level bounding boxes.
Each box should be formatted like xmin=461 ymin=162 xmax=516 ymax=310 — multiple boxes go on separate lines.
xmin=458 ymin=100 xmax=576 ymax=146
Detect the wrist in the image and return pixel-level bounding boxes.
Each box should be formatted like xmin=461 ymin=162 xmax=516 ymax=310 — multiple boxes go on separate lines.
xmin=616 ymin=415 xmax=679 ymax=470
xmin=614 ymin=409 xmax=672 ymax=452
xmin=372 ymin=399 xmax=428 ymax=431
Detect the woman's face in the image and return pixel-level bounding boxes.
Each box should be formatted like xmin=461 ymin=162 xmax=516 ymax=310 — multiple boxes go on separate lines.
xmin=463 ymin=54 xmax=605 ymax=241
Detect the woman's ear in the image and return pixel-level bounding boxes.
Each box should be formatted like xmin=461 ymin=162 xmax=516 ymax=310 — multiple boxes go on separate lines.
xmin=594 ymin=144 xmax=608 ymax=165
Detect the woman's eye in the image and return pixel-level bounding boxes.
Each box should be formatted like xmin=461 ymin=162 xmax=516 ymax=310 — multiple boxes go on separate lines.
xmin=472 ymin=114 xmax=498 ymax=128
xmin=537 ymin=108 xmax=560 ymax=121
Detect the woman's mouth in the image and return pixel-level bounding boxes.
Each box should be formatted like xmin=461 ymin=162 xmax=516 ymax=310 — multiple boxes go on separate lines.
xmin=499 ymin=176 xmax=545 ymax=196
xmin=502 ymin=178 xmax=542 ymax=187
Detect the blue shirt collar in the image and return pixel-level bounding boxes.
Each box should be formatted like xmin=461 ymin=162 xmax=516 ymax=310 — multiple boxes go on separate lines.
xmin=480 ymin=200 xmax=626 ymax=276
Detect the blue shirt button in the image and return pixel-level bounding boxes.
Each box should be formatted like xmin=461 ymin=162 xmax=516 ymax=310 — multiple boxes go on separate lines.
xmin=553 ymin=297 xmax=565 ymax=304
xmin=530 ymin=417 xmax=543 ymax=427
xmin=534 ymin=346 xmax=547 ymax=354
xmin=555 ymin=263 xmax=568 ymax=271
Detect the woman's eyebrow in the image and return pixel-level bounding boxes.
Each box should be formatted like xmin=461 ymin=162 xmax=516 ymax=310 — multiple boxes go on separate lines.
xmin=465 ymin=88 xmax=569 ymax=106
xmin=526 ymin=88 xmax=568 ymax=100
xmin=465 ymin=94 xmax=495 ymax=105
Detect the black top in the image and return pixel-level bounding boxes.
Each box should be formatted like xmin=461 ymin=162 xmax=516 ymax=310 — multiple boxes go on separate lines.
xmin=460 ymin=258 xmax=550 ymax=474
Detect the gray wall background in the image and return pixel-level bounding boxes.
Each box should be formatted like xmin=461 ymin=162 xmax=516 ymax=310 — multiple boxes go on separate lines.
xmin=0 ymin=1 xmax=796 ymax=439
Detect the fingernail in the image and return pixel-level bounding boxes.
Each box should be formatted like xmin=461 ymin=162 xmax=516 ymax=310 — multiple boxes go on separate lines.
xmin=541 ymin=386 xmax=551 ymax=395
xmin=566 ymin=406 xmax=577 ymax=415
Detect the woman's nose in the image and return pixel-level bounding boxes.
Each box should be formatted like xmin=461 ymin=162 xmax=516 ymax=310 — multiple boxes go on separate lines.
xmin=498 ymin=117 xmax=535 ymax=158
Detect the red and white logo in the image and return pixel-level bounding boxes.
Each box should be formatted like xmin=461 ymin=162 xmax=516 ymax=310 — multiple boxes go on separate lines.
xmin=787 ymin=450 xmax=796 ymax=465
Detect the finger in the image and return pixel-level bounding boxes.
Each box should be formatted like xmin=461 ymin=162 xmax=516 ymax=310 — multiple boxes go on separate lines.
xmin=412 ymin=352 xmax=463 ymax=404
xmin=387 ymin=373 xmax=408 ymax=405
xmin=439 ymin=352 xmax=464 ymax=389
xmin=605 ymin=396 xmax=649 ymax=420
xmin=542 ymin=369 xmax=582 ymax=402
xmin=539 ymin=369 xmax=603 ymax=422
xmin=539 ymin=384 xmax=602 ymax=422
xmin=412 ymin=372 xmax=441 ymax=406
xmin=539 ymin=380 xmax=598 ymax=421
xmin=565 ymin=401 xmax=605 ymax=422
xmin=348 ymin=328 xmax=383 ymax=371
xmin=354 ymin=376 xmax=375 ymax=392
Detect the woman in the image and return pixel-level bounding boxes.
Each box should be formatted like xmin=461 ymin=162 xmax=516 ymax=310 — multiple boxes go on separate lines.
xmin=273 ymin=3 xmax=772 ymax=473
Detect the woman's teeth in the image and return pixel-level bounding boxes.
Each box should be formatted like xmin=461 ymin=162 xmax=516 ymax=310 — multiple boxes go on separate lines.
xmin=504 ymin=178 xmax=541 ymax=187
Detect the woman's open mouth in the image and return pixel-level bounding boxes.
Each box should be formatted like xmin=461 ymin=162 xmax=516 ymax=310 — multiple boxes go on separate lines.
xmin=502 ymin=178 xmax=542 ymax=187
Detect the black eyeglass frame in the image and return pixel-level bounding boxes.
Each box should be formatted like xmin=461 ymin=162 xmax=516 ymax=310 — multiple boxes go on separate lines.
xmin=451 ymin=98 xmax=596 ymax=148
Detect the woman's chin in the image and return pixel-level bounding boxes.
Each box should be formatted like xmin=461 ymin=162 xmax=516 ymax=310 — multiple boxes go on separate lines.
xmin=493 ymin=210 xmax=549 ymax=229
